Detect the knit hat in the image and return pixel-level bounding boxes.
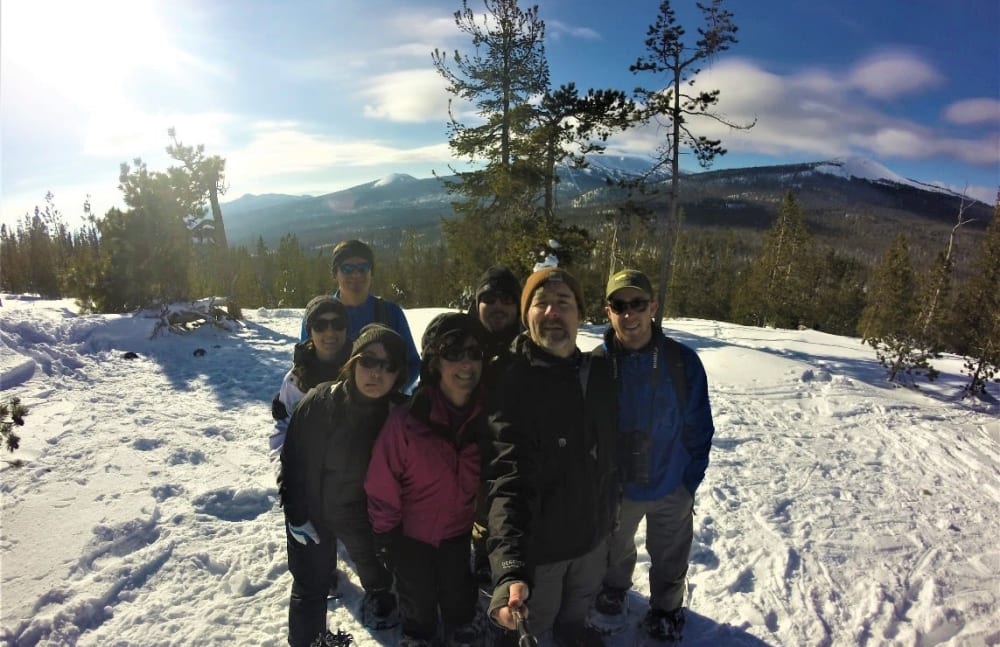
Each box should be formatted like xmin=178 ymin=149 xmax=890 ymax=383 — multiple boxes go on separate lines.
xmin=520 ymin=267 xmax=585 ymax=327
xmin=474 ymin=266 xmax=522 ymax=304
xmin=330 ymin=239 xmax=375 ymax=274
xmin=605 ymin=269 xmax=654 ymax=300
xmin=304 ymin=295 xmax=348 ymax=331
xmin=419 ymin=312 xmax=487 ymax=384
xmin=352 ymin=323 xmax=407 ymax=379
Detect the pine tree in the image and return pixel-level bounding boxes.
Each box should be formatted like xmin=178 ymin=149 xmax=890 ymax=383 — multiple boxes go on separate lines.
xmin=733 ymin=192 xmax=816 ymax=328
xmin=950 ymin=197 xmax=1000 ymax=398
xmin=858 ymin=234 xmax=938 ymax=385
xmin=629 ymin=0 xmax=755 ymax=326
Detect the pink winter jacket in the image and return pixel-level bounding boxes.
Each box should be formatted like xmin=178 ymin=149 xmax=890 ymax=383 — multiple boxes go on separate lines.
xmin=365 ymin=385 xmax=486 ymax=547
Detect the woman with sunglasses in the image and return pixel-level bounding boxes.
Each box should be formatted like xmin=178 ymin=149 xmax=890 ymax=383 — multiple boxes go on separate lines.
xmin=279 ymin=324 xmax=409 ymax=647
xmin=270 ymin=296 xmax=351 ymax=457
xmin=365 ymin=312 xmax=490 ymax=647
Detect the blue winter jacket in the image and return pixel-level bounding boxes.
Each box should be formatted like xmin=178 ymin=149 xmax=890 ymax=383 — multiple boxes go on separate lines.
xmin=602 ymin=327 xmax=714 ymax=501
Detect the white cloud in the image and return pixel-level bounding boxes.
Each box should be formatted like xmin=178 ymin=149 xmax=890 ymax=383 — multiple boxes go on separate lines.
xmin=847 ymin=51 xmax=943 ymax=99
xmin=360 ymin=69 xmax=450 ymax=123
xmin=944 ymin=98 xmax=1000 ymax=125
xmin=548 ymin=20 xmax=601 ymax=41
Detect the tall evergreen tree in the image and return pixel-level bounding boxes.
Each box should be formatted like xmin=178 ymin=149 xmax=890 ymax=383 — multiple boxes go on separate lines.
xmin=166 ymin=128 xmax=228 ymax=249
xmin=950 ymin=197 xmax=1000 ymax=398
xmin=733 ymin=192 xmax=815 ymax=328
xmin=858 ymin=234 xmax=937 ymax=385
xmin=629 ymin=0 xmax=754 ymax=326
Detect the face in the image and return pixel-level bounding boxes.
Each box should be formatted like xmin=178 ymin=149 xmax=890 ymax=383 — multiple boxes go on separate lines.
xmin=477 ymin=291 xmax=518 ymax=333
xmin=334 ymin=255 xmax=372 ymax=300
xmin=527 ymin=282 xmax=580 ymax=358
xmin=437 ymin=336 xmax=484 ymax=406
xmin=353 ymin=342 xmax=399 ymax=399
xmin=309 ymin=314 xmax=347 ymax=363
xmin=605 ymin=287 xmax=655 ymax=351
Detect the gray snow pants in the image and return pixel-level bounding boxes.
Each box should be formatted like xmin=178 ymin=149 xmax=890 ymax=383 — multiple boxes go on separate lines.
xmin=603 ymin=487 xmax=694 ymax=612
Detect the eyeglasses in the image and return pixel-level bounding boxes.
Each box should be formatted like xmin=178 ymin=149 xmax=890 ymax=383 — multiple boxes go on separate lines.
xmin=339 ymin=262 xmax=371 ymax=276
xmin=480 ymin=291 xmax=516 ymax=306
xmin=358 ymin=354 xmax=400 ymax=372
xmin=440 ymin=345 xmax=485 ymax=362
xmin=608 ymin=298 xmax=650 ymax=315
xmin=310 ymin=318 xmax=347 ymax=333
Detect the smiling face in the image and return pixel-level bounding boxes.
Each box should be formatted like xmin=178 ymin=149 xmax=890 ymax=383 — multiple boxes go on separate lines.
xmin=334 ymin=255 xmax=372 ymax=305
xmin=309 ymin=314 xmax=347 ymax=363
xmin=436 ymin=336 xmax=483 ymax=406
xmin=605 ymin=286 xmax=656 ymax=351
xmin=352 ymin=342 xmax=399 ymax=399
xmin=526 ymin=282 xmax=580 ymax=358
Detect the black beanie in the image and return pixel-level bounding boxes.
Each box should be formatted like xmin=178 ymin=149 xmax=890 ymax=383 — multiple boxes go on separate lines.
xmin=331 ymin=239 xmax=375 ymax=274
xmin=474 ymin=265 xmax=522 ymax=303
xmin=352 ymin=323 xmax=407 ymax=385
xmin=419 ymin=312 xmax=487 ymax=385
xmin=304 ymin=295 xmax=347 ymax=331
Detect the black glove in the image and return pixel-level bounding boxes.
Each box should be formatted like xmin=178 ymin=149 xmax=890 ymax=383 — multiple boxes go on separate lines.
xmin=271 ymin=392 xmax=288 ymax=420
xmin=373 ymin=528 xmax=398 ymax=572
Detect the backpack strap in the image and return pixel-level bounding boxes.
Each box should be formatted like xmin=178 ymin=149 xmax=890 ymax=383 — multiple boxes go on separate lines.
xmin=373 ymin=296 xmax=388 ymax=326
xmin=661 ymin=336 xmax=688 ymax=414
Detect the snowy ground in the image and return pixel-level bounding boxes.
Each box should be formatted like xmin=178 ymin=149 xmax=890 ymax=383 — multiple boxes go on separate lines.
xmin=1 ymin=294 xmax=998 ymax=647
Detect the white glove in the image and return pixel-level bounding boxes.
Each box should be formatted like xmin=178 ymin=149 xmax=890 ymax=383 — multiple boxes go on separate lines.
xmin=288 ymin=520 xmax=320 ymax=545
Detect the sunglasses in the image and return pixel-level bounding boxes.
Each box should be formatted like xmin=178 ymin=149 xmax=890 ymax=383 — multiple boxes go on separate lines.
xmin=310 ymin=318 xmax=347 ymax=333
xmin=608 ymin=298 xmax=650 ymax=315
xmin=357 ymin=354 xmax=400 ymax=373
xmin=480 ymin=291 xmax=516 ymax=306
xmin=440 ymin=345 xmax=485 ymax=362
xmin=339 ymin=262 xmax=371 ymax=276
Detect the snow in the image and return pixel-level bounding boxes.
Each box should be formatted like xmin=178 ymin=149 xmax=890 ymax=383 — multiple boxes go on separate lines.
xmin=372 ymin=174 xmax=416 ymax=188
xmin=2 ymin=294 xmax=998 ymax=646
xmin=814 ymin=156 xmax=956 ymax=196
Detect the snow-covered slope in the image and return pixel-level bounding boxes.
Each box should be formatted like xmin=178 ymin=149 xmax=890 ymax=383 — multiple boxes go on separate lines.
xmin=814 ymin=156 xmax=959 ymax=196
xmin=1 ymin=296 xmax=997 ymax=646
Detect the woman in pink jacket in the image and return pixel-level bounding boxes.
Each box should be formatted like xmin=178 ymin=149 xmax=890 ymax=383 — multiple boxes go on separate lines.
xmin=365 ymin=312 xmax=489 ymax=647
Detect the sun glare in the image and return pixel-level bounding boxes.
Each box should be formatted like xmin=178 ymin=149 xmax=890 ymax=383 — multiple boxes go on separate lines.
xmin=3 ymin=0 xmax=178 ymax=106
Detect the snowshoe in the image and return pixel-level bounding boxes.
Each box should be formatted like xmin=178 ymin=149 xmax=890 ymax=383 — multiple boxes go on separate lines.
xmin=360 ymin=589 xmax=400 ymax=630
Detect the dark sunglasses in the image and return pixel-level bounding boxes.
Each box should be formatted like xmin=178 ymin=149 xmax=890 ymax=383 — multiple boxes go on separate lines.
xmin=339 ymin=262 xmax=371 ymax=276
xmin=480 ymin=291 xmax=516 ymax=306
xmin=608 ymin=298 xmax=650 ymax=315
xmin=440 ymin=345 xmax=485 ymax=362
xmin=310 ymin=318 xmax=347 ymax=333
xmin=358 ymin=354 xmax=400 ymax=373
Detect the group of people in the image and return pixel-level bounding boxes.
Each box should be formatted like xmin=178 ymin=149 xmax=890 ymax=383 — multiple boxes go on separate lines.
xmin=270 ymin=239 xmax=716 ymax=647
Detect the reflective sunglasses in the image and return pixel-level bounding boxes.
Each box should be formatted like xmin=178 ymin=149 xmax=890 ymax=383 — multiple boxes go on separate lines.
xmin=339 ymin=262 xmax=371 ymax=276
xmin=310 ymin=317 xmax=347 ymax=333
xmin=479 ymin=291 xmax=516 ymax=306
xmin=357 ymin=353 xmax=400 ymax=373
xmin=608 ymin=298 xmax=650 ymax=315
xmin=440 ymin=345 xmax=485 ymax=362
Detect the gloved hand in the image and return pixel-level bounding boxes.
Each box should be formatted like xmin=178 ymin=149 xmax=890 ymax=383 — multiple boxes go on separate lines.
xmin=288 ymin=520 xmax=320 ymax=545
xmin=373 ymin=528 xmax=398 ymax=572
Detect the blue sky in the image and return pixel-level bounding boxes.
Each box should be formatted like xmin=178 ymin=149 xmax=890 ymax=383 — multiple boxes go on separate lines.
xmin=1 ymin=0 xmax=997 ymax=229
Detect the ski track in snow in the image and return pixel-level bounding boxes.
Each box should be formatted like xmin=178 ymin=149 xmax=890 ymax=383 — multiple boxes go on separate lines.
xmin=1 ymin=300 xmax=997 ymax=646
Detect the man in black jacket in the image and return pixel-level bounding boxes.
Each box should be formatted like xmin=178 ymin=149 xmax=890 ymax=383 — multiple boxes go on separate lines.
xmin=486 ymin=267 xmax=618 ymax=646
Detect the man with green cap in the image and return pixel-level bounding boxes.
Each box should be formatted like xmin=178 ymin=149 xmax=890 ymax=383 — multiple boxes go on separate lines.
xmin=589 ymin=269 xmax=715 ymax=644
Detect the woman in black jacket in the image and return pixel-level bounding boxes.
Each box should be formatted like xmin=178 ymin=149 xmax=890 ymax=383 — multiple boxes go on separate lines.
xmin=279 ymin=324 xmax=408 ymax=647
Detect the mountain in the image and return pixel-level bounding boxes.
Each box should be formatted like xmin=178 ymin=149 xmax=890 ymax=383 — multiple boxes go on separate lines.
xmin=221 ymin=156 xmax=992 ymax=266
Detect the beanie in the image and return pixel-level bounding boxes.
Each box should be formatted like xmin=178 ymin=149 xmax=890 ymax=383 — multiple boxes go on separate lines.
xmin=474 ymin=266 xmax=522 ymax=303
xmin=352 ymin=323 xmax=407 ymax=380
xmin=520 ymin=267 xmax=585 ymax=327
xmin=419 ymin=312 xmax=487 ymax=384
xmin=304 ymin=295 xmax=348 ymax=331
xmin=330 ymin=239 xmax=375 ymax=274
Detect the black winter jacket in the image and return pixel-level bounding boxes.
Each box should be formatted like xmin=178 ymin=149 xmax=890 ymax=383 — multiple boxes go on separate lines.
xmin=279 ymin=380 xmax=404 ymax=537
xmin=486 ymin=334 xmax=619 ymax=591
